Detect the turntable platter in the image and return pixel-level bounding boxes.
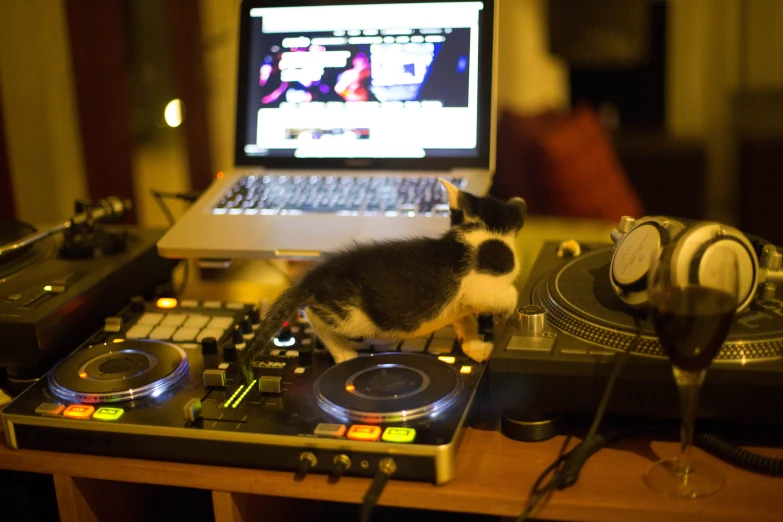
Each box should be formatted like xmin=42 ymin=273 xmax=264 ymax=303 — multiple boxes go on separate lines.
xmin=49 ymin=339 xmax=189 ymax=403
xmin=314 ymin=353 xmax=463 ymax=422
xmin=532 ymin=247 xmax=783 ymax=361
xmin=0 ymin=220 xmax=51 ymax=278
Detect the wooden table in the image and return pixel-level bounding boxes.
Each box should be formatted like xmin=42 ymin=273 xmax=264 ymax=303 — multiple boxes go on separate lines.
xmin=2 ymin=418 xmax=782 ymax=521
xmin=2 ymin=217 xmax=782 ymax=521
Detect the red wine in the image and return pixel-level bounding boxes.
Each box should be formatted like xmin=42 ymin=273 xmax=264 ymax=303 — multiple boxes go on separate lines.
xmin=651 ymin=286 xmax=736 ymax=372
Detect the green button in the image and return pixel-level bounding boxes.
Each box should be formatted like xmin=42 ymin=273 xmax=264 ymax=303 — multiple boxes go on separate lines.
xmin=93 ymin=407 xmax=124 ymax=421
xmin=382 ymin=427 xmax=416 ymax=443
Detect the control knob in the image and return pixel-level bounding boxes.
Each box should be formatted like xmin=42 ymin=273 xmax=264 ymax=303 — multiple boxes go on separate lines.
xmin=277 ymin=326 xmax=293 ymax=343
xmin=130 ymin=295 xmax=146 ymax=314
xmin=201 ymin=336 xmax=219 ymax=368
xmin=223 ymin=345 xmax=237 ymax=363
xmin=297 ymin=345 xmax=313 ymax=366
xmin=515 ymin=305 xmax=548 ymax=336
xmin=250 ymin=305 xmax=262 ymax=329
xmin=232 ymin=326 xmax=246 ymax=350
xmin=241 ymin=316 xmax=254 ymax=340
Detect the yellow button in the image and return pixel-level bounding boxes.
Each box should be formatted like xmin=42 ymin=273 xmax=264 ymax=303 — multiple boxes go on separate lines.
xmin=63 ymin=405 xmax=95 ymax=420
xmin=346 ymin=424 xmax=382 ymax=441
xmin=93 ymin=407 xmax=124 ymax=421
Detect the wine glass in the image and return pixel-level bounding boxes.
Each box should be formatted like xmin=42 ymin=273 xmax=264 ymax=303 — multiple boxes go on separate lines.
xmin=643 ymin=240 xmax=740 ymax=498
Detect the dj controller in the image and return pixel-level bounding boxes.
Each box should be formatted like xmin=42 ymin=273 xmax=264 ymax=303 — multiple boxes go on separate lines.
xmin=2 ymin=297 xmax=486 ymax=485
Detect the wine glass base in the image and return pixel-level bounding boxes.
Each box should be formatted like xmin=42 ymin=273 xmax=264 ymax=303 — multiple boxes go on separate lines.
xmin=643 ymin=458 xmax=725 ymax=499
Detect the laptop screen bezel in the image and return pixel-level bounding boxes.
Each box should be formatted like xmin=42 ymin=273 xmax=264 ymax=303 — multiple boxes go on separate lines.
xmin=233 ymin=0 xmax=495 ymax=171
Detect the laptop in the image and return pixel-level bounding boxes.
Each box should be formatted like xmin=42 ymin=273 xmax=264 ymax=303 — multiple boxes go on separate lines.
xmin=157 ymin=0 xmax=498 ymax=260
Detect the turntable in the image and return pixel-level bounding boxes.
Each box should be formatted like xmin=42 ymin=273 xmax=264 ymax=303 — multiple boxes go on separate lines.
xmin=489 ymin=241 xmax=783 ymax=428
xmin=0 ymin=198 xmax=176 ymax=387
xmin=2 ymin=297 xmax=487 ymax=484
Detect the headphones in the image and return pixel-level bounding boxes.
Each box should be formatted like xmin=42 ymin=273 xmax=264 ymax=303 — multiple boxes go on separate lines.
xmin=609 ymin=215 xmax=783 ymax=312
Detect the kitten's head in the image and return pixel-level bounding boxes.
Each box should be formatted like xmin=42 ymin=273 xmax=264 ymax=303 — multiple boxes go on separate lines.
xmin=439 ymin=179 xmax=526 ymax=234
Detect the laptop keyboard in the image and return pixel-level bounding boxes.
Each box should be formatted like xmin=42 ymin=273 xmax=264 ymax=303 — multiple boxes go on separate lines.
xmin=212 ymin=175 xmax=465 ymax=216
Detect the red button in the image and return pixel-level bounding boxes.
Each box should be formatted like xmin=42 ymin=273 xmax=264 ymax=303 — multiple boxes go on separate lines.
xmin=346 ymin=424 xmax=382 ymax=441
xmin=63 ymin=405 xmax=95 ymax=419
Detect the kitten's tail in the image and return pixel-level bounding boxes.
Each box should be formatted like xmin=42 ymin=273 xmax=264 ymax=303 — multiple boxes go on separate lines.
xmin=238 ymin=283 xmax=311 ymax=383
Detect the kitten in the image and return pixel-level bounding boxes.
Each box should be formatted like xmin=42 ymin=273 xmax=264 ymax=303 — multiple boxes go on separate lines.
xmin=239 ymin=179 xmax=526 ymax=382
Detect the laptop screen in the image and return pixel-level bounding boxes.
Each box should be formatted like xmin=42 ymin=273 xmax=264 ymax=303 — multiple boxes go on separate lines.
xmin=234 ymin=0 xmax=495 ymax=170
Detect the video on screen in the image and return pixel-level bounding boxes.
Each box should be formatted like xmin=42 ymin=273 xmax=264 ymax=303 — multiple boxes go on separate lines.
xmin=253 ymin=29 xmax=471 ymax=108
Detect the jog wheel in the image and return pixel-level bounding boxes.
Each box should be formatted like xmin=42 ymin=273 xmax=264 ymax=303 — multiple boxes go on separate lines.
xmin=49 ymin=339 xmax=189 ymax=403
xmin=314 ymin=353 xmax=462 ymax=423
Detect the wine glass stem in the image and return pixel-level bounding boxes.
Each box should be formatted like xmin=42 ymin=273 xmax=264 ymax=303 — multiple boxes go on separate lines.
xmin=673 ymin=368 xmax=706 ymax=476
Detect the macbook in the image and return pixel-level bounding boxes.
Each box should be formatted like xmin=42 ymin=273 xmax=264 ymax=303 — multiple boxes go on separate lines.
xmin=157 ymin=0 xmax=498 ymax=259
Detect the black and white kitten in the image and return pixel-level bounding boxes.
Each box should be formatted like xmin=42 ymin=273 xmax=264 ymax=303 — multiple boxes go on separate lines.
xmin=239 ymin=180 xmax=526 ymax=382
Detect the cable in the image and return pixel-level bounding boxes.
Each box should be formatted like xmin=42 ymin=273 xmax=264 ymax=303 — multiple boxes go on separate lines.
xmin=149 ymin=189 xmax=202 ymax=297
xmin=265 ymin=260 xmax=292 ymax=283
xmin=151 ymin=190 xmax=176 ymax=227
xmin=515 ymin=315 xmax=649 ymax=522
xmin=696 ymin=432 xmax=783 ymax=477
xmin=514 ymin=306 xmax=783 ymax=522
xmin=359 ymin=457 xmax=396 ymax=522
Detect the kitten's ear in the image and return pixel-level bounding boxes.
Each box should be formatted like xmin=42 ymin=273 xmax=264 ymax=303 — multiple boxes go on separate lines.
xmin=439 ymin=178 xmax=462 ymax=209
xmin=507 ymin=196 xmax=527 ymax=220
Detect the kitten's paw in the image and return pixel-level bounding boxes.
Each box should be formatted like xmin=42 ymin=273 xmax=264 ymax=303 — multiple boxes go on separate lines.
xmin=331 ymin=348 xmax=358 ymax=364
xmin=461 ymin=340 xmax=494 ymax=362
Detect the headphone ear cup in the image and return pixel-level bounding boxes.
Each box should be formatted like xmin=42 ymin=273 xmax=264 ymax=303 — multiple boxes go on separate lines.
xmin=609 ymin=217 xmax=684 ymax=308
xmin=676 ymin=224 xmax=758 ymax=311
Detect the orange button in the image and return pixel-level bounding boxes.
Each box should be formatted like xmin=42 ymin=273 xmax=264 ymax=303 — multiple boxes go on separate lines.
xmin=156 ymin=297 xmax=178 ymax=309
xmin=63 ymin=405 xmax=95 ymax=420
xmin=346 ymin=424 xmax=382 ymax=441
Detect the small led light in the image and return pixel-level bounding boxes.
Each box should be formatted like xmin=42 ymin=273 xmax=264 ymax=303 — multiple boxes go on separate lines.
xmin=460 ymin=365 xmax=472 ymax=374
xmin=112 ymin=338 xmax=125 ymax=343
xmin=231 ymin=380 xmax=256 ymax=408
xmin=156 ymin=297 xmax=178 ymax=309
xmin=78 ymin=371 xmax=88 ymax=379
xmin=224 ymin=384 xmax=245 ymax=408
xmin=345 ymin=384 xmax=356 ymax=392
xmin=43 ymin=285 xmax=52 ymax=292
xmin=216 ymin=171 xmax=224 ymax=180
xmin=438 ymin=356 xmax=456 ymax=364
xmin=273 ymin=337 xmax=296 ymax=347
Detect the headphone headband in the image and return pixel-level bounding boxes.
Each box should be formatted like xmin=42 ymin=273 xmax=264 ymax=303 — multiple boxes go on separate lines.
xmin=609 ymin=216 xmax=783 ymax=312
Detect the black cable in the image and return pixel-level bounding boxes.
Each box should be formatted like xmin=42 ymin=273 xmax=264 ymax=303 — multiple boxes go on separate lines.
xmin=150 ymin=189 xmax=203 ymax=202
xmin=149 ymin=189 xmax=201 ymax=297
xmin=515 ymin=316 xmax=649 ymax=522
xmin=151 ymin=190 xmax=176 ymax=227
xmin=515 ymin=331 xmax=783 ymax=521
xmin=359 ymin=458 xmax=396 ymax=522
xmin=696 ymin=432 xmax=783 ymax=477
